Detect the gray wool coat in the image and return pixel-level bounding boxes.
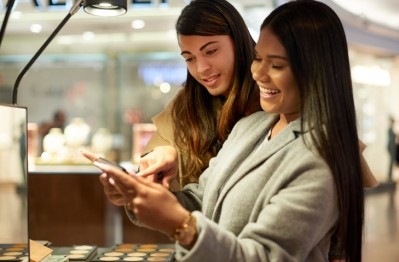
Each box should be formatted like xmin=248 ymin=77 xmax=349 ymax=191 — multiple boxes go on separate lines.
xmin=172 ymin=111 xmax=338 ymax=262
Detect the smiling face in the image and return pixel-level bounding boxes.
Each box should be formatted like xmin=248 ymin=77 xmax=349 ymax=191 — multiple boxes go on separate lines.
xmin=178 ymin=35 xmax=235 ymax=97
xmin=251 ymin=27 xmax=301 ymax=122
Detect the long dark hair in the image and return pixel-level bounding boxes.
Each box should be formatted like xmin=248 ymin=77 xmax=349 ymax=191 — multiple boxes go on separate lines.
xmin=261 ymin=1 xmax=364 ymax=261
xmin=173 ymin=0 xmax=260 ymax=185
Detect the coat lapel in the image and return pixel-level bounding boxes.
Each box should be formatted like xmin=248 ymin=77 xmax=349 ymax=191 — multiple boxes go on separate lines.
xmin=210 ymin=118 xmax=302 ymax=221
xmin=202 ymin=113 xmax=276 ymax=218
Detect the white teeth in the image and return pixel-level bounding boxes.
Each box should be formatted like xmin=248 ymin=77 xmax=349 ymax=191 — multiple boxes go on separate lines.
xmin=260 ymin=87 xmax=279 ymax=94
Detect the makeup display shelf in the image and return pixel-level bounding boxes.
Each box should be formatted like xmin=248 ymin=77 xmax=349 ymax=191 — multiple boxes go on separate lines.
xmin=42 ymin=244 xmax=176 ymax=261
xmin=28 ymin=165 xmax=171 ymax=247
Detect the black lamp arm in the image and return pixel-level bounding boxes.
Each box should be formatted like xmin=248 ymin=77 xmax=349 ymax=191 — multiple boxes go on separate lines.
xmin=0 ymin=0 xmax=17 ymax=48
xmin=12 ymin=0 xmax=83 ymax=105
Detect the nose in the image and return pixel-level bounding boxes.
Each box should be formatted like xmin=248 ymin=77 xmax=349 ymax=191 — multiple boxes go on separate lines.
xmin=251 ymin=61 xmax=269 ymax=83
xmin=196 ymin=57 xmax=211 ymax=74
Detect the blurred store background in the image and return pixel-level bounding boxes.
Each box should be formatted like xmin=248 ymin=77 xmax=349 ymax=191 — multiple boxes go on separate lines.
xmin=1 ymin=0 xmax=399 ymax=261
xmin=0 ymin=0 xmax=398 ymax=179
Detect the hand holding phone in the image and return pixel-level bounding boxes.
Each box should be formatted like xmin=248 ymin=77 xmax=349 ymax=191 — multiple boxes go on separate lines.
xmin=80 ymin=149 xmax=128 ymax=174
xmin=94 ymin=157 xmax=128 ymax=173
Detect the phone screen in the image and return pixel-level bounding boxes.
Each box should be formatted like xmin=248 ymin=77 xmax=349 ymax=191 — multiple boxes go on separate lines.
xmin=94 ymin=157 xmax=128 ymax=173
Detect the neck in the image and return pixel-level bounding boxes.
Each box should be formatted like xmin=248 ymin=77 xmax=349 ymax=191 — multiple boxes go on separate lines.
xmin=270 ymin=113 xmax=300 ymax=139
xmin=280 ymin=112 xmax=300 ymax=124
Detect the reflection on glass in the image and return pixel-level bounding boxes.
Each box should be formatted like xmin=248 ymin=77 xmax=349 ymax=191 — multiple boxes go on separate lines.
xmin=0 ymin=104 xmax=28 ymax=248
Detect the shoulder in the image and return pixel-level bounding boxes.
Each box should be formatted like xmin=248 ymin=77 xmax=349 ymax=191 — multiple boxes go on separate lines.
xmin=230 ymin=112 xmax=276 ymax=136
xmin=280 ymin=133 xmax=333 ymax=184
xmin=220 ymin=112 xmax=277 ymax=148
xmin=151 ymin=89 xmax=189 ymax=125
xmin=151 ymin=100 xmax=173 ymax=126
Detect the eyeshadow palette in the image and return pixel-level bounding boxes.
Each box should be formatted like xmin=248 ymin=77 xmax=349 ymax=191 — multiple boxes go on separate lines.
xmin=52 ymin=245 xmax=97 ymax=261
xmin=91 ymin=243 xmax=175 ymax=262
xmin=0 ymin=243 xmax=29 ymax=261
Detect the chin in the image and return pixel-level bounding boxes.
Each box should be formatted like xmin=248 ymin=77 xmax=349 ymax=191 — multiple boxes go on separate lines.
xmin=207 ymin=86 xmax=230 ymax=97
xmin=260 ymin=103 xmax=275 ymax=114
xmin=206 ymin=89 xmax=224 ymax=97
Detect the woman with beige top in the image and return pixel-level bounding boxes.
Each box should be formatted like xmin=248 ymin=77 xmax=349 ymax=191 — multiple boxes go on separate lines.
xmin=138 ymin=0 xmax=377 ymax=191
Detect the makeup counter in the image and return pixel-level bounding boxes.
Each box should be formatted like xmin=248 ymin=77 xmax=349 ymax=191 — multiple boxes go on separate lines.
xmin=25 ymin=120 xmax=173 ymax=261
xmin=28 ymin=164 xmax=173 ymax=261
xmin=6 ymin=242 xmax=176 ymax=261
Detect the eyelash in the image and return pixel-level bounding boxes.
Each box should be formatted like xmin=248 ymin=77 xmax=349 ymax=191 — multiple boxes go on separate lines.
xmin=253 ymin=58 xmax=284 ymax=70
xmin=206 ymin=49 xmax=217 ymax=55
xmin=272 ymin=64 xmax=284 ymax=70
xmin=184 ymin=48 xmax=218 ymax=63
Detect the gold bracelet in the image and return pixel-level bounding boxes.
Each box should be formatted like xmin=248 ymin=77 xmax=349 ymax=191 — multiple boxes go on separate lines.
xmin=126 ymin=201 xmax=133 ymax=212
xmin=169 ymin=212 xmax=197 ymax=246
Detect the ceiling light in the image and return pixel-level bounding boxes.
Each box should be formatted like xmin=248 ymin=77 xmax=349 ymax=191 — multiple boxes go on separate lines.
xmin=30 ymin=24 xmax=43 ymax=33
xmin=12 ymin=0 xmax=128 ymax=104
xmin=159 ymin=82 xmax=171 ymax=93
xmin=82 ymin=31 xmax=95 ymax=41
xmin=84 ymin=0 xmax=128 ymax=16
xmin=131 ymin=19 xmax=146 ymax=29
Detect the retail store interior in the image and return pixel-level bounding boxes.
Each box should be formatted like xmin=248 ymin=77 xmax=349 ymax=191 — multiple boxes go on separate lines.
xmin=0 ymin=0 xmax=399 ymax=261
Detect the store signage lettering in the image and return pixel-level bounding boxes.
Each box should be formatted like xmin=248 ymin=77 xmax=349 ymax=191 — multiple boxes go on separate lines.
xmin=7 ymin=0 xmax=168 ymax=9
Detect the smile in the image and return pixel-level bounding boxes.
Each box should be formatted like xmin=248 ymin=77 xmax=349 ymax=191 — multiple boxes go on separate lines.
xmin=202 ymin=74 xmax=220 ymax=86
xmin=259 ymin=86 xmax=280 ymax=96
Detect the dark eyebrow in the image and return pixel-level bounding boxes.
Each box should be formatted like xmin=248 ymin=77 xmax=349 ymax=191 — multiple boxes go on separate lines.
xmin=254 ymin=49 xmax=288 ymax=60
xmin=180 ymin=41 xmax=219 ymax=56
xmin=267 ymin=54 xmax=288 ymax=60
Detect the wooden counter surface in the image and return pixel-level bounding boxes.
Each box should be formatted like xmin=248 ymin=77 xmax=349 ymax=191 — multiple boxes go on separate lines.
xmin=28 ymin=166 xmax=170 ymax=246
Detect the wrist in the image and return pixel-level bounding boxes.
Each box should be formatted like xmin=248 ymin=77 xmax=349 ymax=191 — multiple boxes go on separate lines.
xmin=169 ymin=212 xmax=197 ymax=247
xmin=126 ymin=201 xmax=133 ymax=212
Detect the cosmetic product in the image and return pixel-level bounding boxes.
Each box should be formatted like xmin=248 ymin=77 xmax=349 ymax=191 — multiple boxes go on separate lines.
xmin=91 ymin=244 xmax=175 ymax=262
xmin=52 ymin=245 xmax=97 ymax=262
xmin=0 ymin=243 xmax=28 ymax=261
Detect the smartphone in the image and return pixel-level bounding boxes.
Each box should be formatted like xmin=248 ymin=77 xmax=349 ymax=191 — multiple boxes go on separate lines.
xmin=94 ymin=157 xmax=128 ymax=174
xmin=81 ymin=149 xmax=128 ymax=174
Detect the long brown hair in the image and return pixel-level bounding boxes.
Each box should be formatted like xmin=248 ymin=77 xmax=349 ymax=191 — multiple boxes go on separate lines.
xmin=262 ymin=1 xmax=364 ymax=261
xmin=172 ymin=0 xmax=260 ymax=184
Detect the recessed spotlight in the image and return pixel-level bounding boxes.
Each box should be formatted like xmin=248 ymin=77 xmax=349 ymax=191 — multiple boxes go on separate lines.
xmin=82 ymin=31 xmax=95 ymax=41
xmin=30 ymin=24 xmax=42 ymax=33
xmin=131 ymin=19 xmax=145 ymax=29
xmin=159 ymin=82 xmax=171 ymax=93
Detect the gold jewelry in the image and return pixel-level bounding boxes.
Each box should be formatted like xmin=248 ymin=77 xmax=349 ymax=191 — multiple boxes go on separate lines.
xmin=126 ymin=201 xmax=133 ymax=212
xmin=169 ymin=212 xmax=197 ymax=246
